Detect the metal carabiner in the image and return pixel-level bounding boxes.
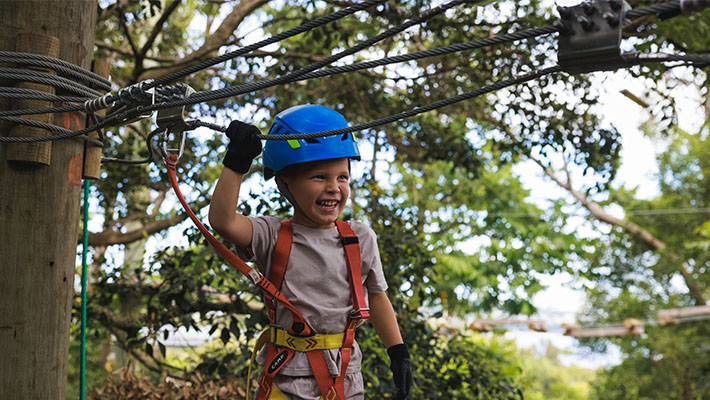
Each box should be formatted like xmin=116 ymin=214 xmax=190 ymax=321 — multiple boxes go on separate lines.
xmin=161 ymin=126 xmax=187 ymax=162
xmin=156 ymin=84 xmax=196 ymax=163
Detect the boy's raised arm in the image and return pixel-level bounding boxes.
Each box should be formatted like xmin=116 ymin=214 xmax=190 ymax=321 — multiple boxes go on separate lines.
xmin=209 ymin=167 xmax=253 ymax=247
xmin=208 ymin=121 xmax=263 ymax=248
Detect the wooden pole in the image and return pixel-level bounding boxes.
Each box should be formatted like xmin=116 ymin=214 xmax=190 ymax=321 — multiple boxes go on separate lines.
xmin=83 ymin=60 xmax=110 ymax=179
xmin=0 ymin=1 xmax=97 ymax=398
xmin=7 ymin=33 xmax=60 ymax=164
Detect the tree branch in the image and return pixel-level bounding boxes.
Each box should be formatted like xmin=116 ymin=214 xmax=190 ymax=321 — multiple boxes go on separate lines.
xmin=137 ymin=0 xmax=181 ymax=62
xmin=476 ymin=110 xmax=707 ymax=305
xmin=138 ymin=0 xmax=268 ymax=81
xmin=84 ymin=198 xmax=210 ymax=246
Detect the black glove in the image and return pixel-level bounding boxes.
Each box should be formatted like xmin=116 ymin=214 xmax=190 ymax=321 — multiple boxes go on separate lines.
xmin=222 ymin=120 xmax=262 ymax=174
xmin=387 ymin=343 xmax=413 ymax=400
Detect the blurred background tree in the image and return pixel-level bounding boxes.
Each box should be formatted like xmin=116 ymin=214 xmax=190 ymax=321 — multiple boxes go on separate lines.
xmin=69 ymin=0 xmax=709 ymax=398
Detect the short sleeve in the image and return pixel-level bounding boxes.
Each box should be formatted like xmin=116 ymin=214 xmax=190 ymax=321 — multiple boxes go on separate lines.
xmin=234 ymin=216 xmax=280 ymax=272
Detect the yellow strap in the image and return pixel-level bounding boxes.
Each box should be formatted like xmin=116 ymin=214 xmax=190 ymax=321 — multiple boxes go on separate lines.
xmin=248 ymin=328 xmax=343 ymax=400
xmin=268 ymin=384 xmax=291 ymax=400
xmin=270 ymin=327 xmax=345 ymax=352
xmin=246 ymin=329 xmax=271 ymax=400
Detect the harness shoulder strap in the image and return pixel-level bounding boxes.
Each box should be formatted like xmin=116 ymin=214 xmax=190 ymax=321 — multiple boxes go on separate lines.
xmin=335 ymin=220 xmax=369 ymax=319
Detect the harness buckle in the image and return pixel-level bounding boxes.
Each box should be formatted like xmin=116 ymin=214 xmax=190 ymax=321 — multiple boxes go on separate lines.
xmin=350 ymin=307 xmax=370 ymax=320
xmin=247 ymin=268 xmax=262 ymax=285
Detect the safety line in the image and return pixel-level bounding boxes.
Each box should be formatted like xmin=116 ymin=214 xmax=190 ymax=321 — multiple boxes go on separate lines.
xmin=146 ymin=0 xmax=388 ymax=89
xmin=154 ymin=0 xmax=488 ymax=108
xmin=0 ymin=55 xmax=112 ymax=92
xmin=101 ymin=127 xmax=162 ymax=165
xmin=254 ymin=65 xmax=562 ymax=140
xmin=0 ymin=116 xmax=104 ymax=146
xmin=80 ymin=178 xmax=90 ymax=400
xmin=0 ymin=68 xmax=101 ymax=97
xmin=265 ymin=24 xmax=560 ymax=85
xmin=0 ymin=87 xmax=91 ymax=103
xmin=0 ymin=104 xmax=85 ymax=117
xmin=0 ymin=51 xmax=111 ymax=88
xmin=625 ymin=0 xmax=681 ymax=20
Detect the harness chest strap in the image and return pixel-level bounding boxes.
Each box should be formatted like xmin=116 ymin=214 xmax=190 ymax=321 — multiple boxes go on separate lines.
xmin=255 ymin=220 xmax=369 ymax=400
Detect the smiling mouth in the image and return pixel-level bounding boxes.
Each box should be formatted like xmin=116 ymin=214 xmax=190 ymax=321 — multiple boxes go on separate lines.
xmin=316 ymin=200 xmax=339 ymax=209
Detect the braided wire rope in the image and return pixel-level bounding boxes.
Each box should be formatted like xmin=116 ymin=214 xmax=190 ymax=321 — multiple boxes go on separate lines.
xmin=0 ymin=51 xmax=111 ymax=88
xmin=101 ymin=127 xmax=161 ymax=164
xmin=0 ymin=115 xmax=109 ymax=144
xmin=0 ymin=104 xmax=85 ymax=117
xmin=0 ymin=55 xmax=112 ymax=92
xmin=153 ymin=0 xmax=487 ymax=109
xmin=0 ymin=68 xmax=102 ymax=97
xmin=625 ymin=0 xmax=680 ymax=20
xmin=252 ymin=65 xmax=563 ymax=140
xmin=0 ymin=0 xmax=704 ymax=145
xmin=146 ymin=0 xmax=387 ymax=89
xmin=0 ymin=87 xmax=90 ymax=103
xmin=273 ymin=24 xmax=561 ymax=84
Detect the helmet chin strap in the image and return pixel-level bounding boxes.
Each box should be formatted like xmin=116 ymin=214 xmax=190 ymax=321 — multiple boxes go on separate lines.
xmin=275 ymin=176 xmax=334 ymax=226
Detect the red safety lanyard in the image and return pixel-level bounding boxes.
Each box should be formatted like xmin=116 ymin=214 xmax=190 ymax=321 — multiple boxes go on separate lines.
xmin=257 ymin=220 xmax=369 ymax=400
xmin=164 ymin=154 xmax=311 ymax=336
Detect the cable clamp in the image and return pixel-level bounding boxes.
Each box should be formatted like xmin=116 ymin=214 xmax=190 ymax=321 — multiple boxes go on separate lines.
xmin=115 ymin=80 xmax=156 ymax=124
xmin=557 ymin=0 xmax=631 ymax=74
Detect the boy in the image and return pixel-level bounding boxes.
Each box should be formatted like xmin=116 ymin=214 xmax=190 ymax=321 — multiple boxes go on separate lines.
xmin=209 ymin=105 xmax=413 ymax=399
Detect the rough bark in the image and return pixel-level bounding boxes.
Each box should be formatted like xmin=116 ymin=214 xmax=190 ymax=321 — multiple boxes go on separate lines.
xmin=0 ymin=1 xmax=97 ymax=398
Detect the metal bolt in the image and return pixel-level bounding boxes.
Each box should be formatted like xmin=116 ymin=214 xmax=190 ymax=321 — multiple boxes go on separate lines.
xmin=603 ymin=11 xmax=619 ymax=26
xmin=577 ymin=15 xmax=595 ymax=31
xmin=610 ymin=0 xmax=623 ymax=11
xmin=582 ymin=2 xmax=596 ymax=15
xmin=557 ymin=5 xmax=573 ymax=19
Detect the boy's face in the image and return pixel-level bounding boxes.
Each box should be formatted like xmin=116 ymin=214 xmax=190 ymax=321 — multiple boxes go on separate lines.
xmin=281 ymin=157 xmax=350 ymax=229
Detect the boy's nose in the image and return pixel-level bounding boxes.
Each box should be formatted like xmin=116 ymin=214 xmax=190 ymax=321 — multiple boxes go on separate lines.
xmin=326 ymin=180 xmax=340 ymax=193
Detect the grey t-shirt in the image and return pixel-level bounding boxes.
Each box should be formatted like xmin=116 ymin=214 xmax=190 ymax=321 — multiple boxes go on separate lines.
xmin=236 ymin=216 xmax=388 ymax=376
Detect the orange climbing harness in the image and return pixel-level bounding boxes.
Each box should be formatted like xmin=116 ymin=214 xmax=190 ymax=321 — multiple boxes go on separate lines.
xmin=163 ymin=151 xmax=369 ymax=400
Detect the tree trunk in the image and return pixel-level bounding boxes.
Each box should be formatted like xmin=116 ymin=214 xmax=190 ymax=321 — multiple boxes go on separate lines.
xmin=0 ymin=1 xmax=97 ymax=398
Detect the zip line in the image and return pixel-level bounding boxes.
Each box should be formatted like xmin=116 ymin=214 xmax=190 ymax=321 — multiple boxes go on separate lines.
xmin=0 ymin=0 xmax=708 ymax=148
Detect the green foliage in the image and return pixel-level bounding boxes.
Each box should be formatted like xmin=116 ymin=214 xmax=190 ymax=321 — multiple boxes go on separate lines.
xmin=77 ymin=0 xmax=710 ymax=398
xmin=517 ymin=344 xmax=596 ymax=400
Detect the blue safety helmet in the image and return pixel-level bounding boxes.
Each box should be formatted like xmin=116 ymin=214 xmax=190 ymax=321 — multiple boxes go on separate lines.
xmin=262 ymin=104 xmax=360 ymax=179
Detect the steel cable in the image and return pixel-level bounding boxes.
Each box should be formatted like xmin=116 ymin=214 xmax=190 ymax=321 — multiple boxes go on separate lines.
xmin=0 ymin=116 xmax=104 ymax=147
xmin=0 ymin=68 xmax=102 ymax=97
xmin=155 ymin=0 xmax=487 ymax=109
xmin=147 ymin=0 xmax=388 ymax=89
xmin=101 ymin=127 xmax=161 ymax=164
xmin=248 ymin=65 xmax=562 ymax=140
xmin=277 ymin=24 xmax=560 ymax=84
xmin=0 ymin=104 xmax=86 ymax=117
xmin=0 ymin=87 xmax=91 ymax=103
xmin=0 ymin=51 xmax=111 ymax=88
xmin=626 ymin=0 xmax=680 ymax=20
xmin=0 ymin=115 xmax=110 ymax=144
xmin=0 ymin=55 xmax=112 ymax=91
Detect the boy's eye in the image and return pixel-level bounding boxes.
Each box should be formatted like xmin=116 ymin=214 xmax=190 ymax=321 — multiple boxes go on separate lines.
xmin=311 ymin=175 xmax=325 ymax=179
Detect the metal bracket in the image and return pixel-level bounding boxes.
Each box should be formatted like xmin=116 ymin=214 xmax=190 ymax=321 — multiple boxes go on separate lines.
xmin=557 ymin=0 xmax=631 ymax=74
xmin=115 ymin=80 xmax=156 ymax=124
xmin=157 ymin=84 xmax=196 ymax=162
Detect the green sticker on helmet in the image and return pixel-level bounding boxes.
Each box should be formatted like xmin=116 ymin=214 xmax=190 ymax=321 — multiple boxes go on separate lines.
xmin=287 ymin=139 xmax=301 ymax=149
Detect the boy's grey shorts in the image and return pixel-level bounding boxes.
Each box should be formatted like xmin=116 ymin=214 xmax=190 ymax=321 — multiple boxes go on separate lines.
xmin=272 ymin=372 xmax=364 ymax=400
